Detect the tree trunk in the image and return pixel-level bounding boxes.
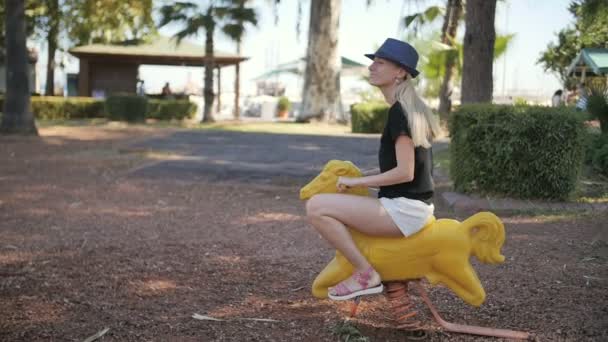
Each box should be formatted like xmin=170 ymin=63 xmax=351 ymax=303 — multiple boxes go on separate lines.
xmin=1 ymin=0 xmax=37 ymax=135
xmin=438 ymin=0 xmax=463 ymax=118
xmin=460 ymin=0 xmax=496 ymax=104
xmin=298 ymin=0 xmax=341 ymax=123
xmin=233 ymin=1 xmax=244 ymax=120
xmin=202 ymin=11 xmax=215 ymax=123
xmin=44 ymin=0 xmax=59 ymax=96
xmin=234 ymin=41 xmax=241 ymax=120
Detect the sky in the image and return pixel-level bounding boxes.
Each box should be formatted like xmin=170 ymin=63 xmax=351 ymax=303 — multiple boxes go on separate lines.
xmin=42 ymin=0 xmax=575 ymax=100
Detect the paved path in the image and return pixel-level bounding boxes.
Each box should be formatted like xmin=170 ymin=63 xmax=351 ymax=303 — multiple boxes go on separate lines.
xmin=128 ymin=130 xmax=604 ymax=213
xmin=129 ymin=130 xmax=397 ymax=183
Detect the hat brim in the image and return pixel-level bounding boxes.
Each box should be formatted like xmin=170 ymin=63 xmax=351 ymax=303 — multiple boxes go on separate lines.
xmin=364 ymin=53 xmax=420 ymax=78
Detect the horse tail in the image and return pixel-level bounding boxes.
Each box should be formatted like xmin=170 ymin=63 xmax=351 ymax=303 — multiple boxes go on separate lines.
xmin=460 ymin=212 xmax=506 ymax=264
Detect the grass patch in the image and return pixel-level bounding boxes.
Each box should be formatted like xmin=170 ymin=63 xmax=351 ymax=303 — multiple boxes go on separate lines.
xmin=195 ymin=121 xmax=352 ymax=136
xmin=574 ymin=165 xmax=608 ymax=203
xmin=34 ymin=119 xmax=354 ymax=136
xmin=330 ymin=320 xmax=370 ymax=342
xmin=433 ymin=147 xmax=450 ymax=171
xmin=36 ymin=118 xmax=110 ymax=127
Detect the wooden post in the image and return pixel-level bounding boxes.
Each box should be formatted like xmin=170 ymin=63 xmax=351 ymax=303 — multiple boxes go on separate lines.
xmin=216 ymin=66 xmax=221 ymax=114
xmin=234 ymin=62 xmax=240 ymax=119
xmin=582 ymin=66 xmax=587 ymax=83
xmin=78 ymin=58 xmax=89 ymax=96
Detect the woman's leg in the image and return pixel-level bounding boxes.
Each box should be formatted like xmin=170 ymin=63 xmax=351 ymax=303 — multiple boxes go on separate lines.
xmin=305 ymin=193 xmax=402 ymax=297
xmin=306 ymin=193 xmax=401 ymax=269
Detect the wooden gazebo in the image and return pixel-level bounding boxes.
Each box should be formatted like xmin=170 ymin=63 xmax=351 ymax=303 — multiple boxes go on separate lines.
xmin=68 ymin=36 xmax=248 ymax=114
xmin=566 ymin=48 xmax=608 ymax=82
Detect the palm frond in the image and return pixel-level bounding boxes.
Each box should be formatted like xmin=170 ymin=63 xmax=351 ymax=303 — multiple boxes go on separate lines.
xmin=159 ymin=2 xmax=200 ymax=27
xmin=174 ymin=14 xmax=208 ymax=42
xmin=222 ymin=23 xmax=245 ymax=40
xmin=494 ymin=33 xmax=515 ymax=59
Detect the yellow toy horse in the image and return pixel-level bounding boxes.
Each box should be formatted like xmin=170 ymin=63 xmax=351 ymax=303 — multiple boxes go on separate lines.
xmin=300 ymin=160 xmax=505 ymax=307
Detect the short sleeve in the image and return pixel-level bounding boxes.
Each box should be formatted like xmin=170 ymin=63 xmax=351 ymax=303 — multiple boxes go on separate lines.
xmin=387 ymin=103 xmax=411 ymax=142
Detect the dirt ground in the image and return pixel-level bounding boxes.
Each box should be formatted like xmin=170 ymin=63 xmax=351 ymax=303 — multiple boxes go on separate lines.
xmin=1 ymin=125 xmax=607 ymax=341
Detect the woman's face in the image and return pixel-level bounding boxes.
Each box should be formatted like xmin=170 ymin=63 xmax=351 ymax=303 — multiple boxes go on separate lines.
xmin=368 ymin=57 xmax=406 ymax=87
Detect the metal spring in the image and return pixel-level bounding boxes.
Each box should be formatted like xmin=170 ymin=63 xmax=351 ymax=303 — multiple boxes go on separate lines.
xmin=385 ymin=281 xmax=423 ymax=330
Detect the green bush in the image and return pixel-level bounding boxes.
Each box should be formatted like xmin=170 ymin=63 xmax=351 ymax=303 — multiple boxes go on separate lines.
xmin=449 ymin=104 xmax=587 ymax=200
xmin=0 ymin=96 xmax=105 ymax=119
xmin=513 ymin=97 xmax=528 ymax=106
xmin=586 ymin=133 xmax=608 ymax=176
xmin=585 ymin=133 xmax=607 ymax=164
xmin=592 ymin=142 xmax=608 ymax=176
xmin=350 ymin=101 xmax=389 ymax=133
xmin=105 ymin=95 xmax=148 ymax=122
xmin=586 ymin=81 xmax=608 ymax=133
xmin=277 ymin=96 xmax=291 ymax=112
xmin=1 ymin=95 xmax=198 ymax=122
xmin=147 ymin=99 xmax=197 ymax=120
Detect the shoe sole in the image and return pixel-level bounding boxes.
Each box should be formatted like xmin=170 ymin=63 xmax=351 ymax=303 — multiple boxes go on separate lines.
xmin=327 ymin=283 xmax=384 ymax=301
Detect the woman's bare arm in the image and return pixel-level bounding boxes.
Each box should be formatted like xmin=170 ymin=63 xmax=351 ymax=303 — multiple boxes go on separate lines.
xmin=353 ymin=135 xmax=415 ymax=187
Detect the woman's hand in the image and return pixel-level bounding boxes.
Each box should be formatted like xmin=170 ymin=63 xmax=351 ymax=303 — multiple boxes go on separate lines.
xmin=337 ymin=176 xmax=364 ymax=192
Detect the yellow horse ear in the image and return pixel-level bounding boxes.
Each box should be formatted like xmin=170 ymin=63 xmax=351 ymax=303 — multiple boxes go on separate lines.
xmin=340 ymin=161 xmax=361 ymax=177
xmin=334 ymin=167 xmax=349 ymax=176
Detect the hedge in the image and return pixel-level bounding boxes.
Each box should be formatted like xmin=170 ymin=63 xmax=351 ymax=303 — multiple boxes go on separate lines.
xmin=586 ymin=133 xmax=608 ymax=176
xmin=449 ymin=104 xmax=587 ymax=200
xmin=1 ymin=96 xmax=197 ymax=122
xmin=105 ymin=95 xmax=148 ymax=122
xmin=0 ymin=96 xmax=105 ymax=119
xmin=350 ymin=101 xmax=389 ymax=133
xmin=147 ymin=99 xmax=197 ymax=120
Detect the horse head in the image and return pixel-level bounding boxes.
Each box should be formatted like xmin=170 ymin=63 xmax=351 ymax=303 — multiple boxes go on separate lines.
xmin=300 ymin=160 xmax=368 ymax=199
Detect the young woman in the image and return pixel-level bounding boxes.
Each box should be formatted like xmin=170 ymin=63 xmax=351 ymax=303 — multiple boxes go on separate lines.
xmin=305 ymin=38 xmax=442 ymax=300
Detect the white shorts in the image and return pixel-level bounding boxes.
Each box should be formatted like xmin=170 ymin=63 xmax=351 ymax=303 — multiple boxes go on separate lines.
xmin=379 ymin=197 xmax=435 ymax=237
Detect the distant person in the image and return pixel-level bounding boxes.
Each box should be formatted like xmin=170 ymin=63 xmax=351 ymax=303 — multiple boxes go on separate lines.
xmin=566 ymin=88 xmax=577 ymax=105
xmin=162 ymin=82 xmax=173 ymax=97
xmin=575 ymin=83 xmax=588 ymax=111
xmin=304 ymin=38 xmax=441 ymax=300
xmin=551 ymin=89 xmax=563 ymax=107
xmin=137 ymin=80 xmax=146 ymax=96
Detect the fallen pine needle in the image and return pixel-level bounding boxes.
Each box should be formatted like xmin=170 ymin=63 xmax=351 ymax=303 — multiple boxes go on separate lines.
xmin=192 ymin=313 xmax=280 ymax=323
xmin=82 ymin=327 xmax=109 ymax=342
xmin=192 ymin=314 xmax=225 ymax=321
xmin=238 ymin=318 xmax=280 ymax=323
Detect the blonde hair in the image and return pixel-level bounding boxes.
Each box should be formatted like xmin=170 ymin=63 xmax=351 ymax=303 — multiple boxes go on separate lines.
xmin=395 ymin=75 xmax=442 ymax=148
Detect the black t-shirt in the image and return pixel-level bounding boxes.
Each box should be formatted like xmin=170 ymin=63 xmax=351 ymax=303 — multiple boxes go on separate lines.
xmin=378 ymin=102 xmax=434 ymax=202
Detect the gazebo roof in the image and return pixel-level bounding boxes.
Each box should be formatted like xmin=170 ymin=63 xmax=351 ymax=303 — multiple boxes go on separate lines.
xmin=567 ymin=48 xmax=608 ymax=77
xmin=68 ymin=35 xmax=248 ymax=67
xmin=253 ymin=56 xmax=367 ymax=80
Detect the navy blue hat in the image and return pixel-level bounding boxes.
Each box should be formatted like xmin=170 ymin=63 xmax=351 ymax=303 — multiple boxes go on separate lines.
xmin=365 ymin=38 xmax=420 ymax=78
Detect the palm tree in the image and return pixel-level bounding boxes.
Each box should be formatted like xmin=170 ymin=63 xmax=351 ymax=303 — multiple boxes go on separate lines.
xmin=418 ymin=33 xmax=513 ymax=98
xmin=217 ymin=0 xmax=257 ymax=120
xmin=159 ymin=1 xmax=257 ymax=123
xmin=43 ymin=0 xmax=59 ymax=96
xmin=437 ymin=0 xmax=463 ymax=117
xmin=405 ymin=1 xmax=511 ymax=112
xmin=403 ymin=2 xmax=462 ymax=117
xmin=1 ymin=0 xmax=37 ymax=135
xmin=298 ymin=0 xmax=342 ymax=123
xmin=460 ymin=0 xmax=497 ymax=104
